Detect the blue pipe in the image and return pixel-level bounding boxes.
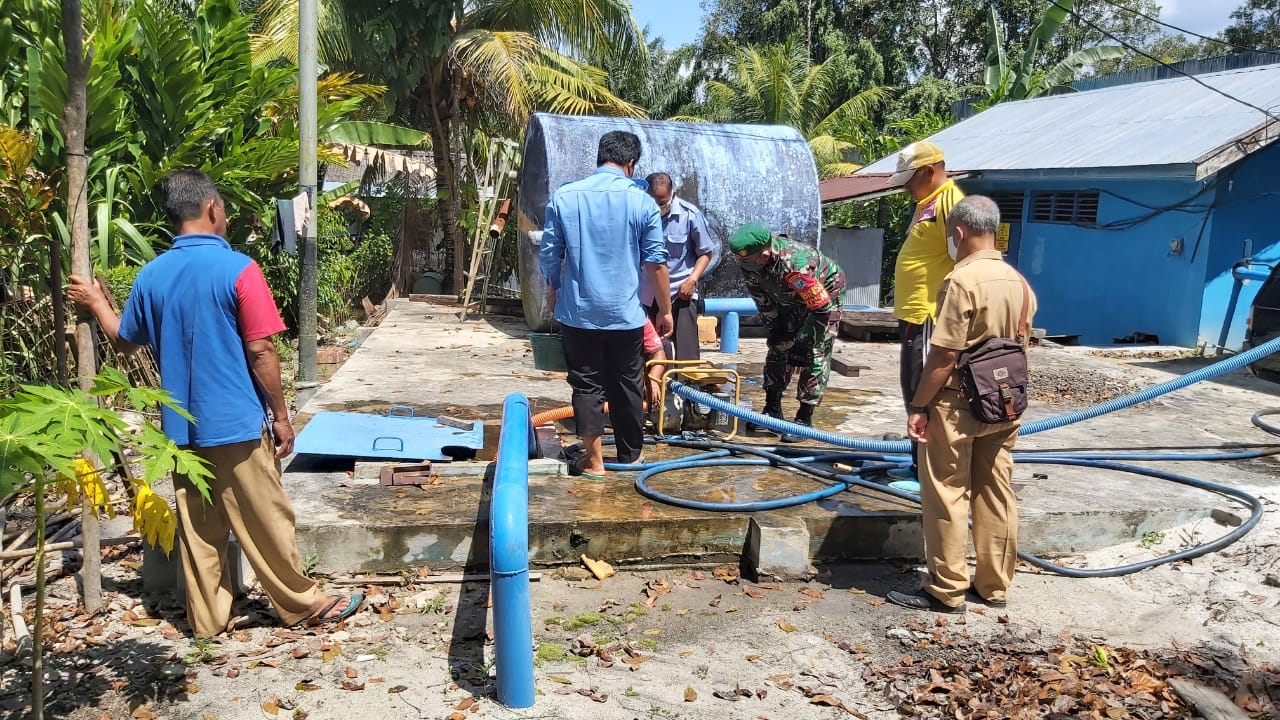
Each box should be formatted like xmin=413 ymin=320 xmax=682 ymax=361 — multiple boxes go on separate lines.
xmin=721 ymin=311 xmax=740 ymax=353
xmin=1233 ymin=264 xmax=1273 ymax=282
xmin=666 ymin=331 xmax=1280 ymax=452
xmin=490 ymin=393 xmax=536 ymax=709
xmin=701 ymin=297 xmax=758 ymax=353
xmin=702 ymin=297 xmax=759 ymax=315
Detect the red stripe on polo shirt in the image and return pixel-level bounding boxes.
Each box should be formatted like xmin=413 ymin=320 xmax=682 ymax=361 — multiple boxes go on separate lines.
xmin=235 ymin=260 xmax=287 ymax=341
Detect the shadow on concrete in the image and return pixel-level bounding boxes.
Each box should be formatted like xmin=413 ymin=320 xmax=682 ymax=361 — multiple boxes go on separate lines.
xmin=447 ymin=465 xmax=495 ymax=698
xmin=470 ymin=314 xmax=534 ymax=341
xmin=818 ymin=560 xmax=908 ymax=598
xmin=1129 ymin=356 xmax=1280 ymax=397
xmin=1 ymin=636 xmax=179 ymax=718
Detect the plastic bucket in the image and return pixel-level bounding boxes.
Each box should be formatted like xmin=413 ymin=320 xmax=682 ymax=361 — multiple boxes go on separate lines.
xmin=529 ymin=333 xmax=567 ymax=372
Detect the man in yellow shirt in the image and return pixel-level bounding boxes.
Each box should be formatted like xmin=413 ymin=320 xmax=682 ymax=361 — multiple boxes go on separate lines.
xmin=888 ymin=141 xmax=964 ymax=483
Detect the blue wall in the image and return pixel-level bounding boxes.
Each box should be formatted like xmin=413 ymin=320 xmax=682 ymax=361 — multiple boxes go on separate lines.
xmin=961 ymin=174 xmax=1215 ymax=346
xmin=1197 ymin=142 xmax=1280 ymax=351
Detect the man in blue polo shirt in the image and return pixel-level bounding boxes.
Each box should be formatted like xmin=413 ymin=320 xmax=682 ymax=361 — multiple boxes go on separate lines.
xmin=66 ymin=169 xmax=360 ymax=637
xmin=539 ymin=131 xmax=672 ymax=479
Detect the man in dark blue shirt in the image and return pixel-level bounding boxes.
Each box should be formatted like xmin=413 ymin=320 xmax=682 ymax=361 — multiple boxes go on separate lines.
xmin=539 ymin=131 xmax=672 ymax=478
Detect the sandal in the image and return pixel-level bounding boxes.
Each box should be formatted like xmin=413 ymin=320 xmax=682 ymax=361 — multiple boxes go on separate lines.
xmin=567 ymin=455 xmax=606 ymax=481
xmin=307 ymin=592 xmax=364 ymax=625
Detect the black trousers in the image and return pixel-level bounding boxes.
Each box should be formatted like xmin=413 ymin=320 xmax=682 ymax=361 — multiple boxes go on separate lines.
xmin=899 ymin=319 xmax=932 ymax=472
xmin=560 ymin=324 xmax=646 ymax=464
xmin=647 ymin=297 xmax=700 ymax=362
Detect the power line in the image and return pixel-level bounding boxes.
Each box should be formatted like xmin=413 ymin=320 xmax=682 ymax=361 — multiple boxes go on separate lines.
xmin=1090 ymin=0 xmax=1280 ymax=59
xmin=1047 ymin=0 xmax=1280 ymax=123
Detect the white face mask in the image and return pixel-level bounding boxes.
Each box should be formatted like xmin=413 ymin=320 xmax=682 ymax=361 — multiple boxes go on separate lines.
xmin=946 ymin=234 xmax=959 ymax=261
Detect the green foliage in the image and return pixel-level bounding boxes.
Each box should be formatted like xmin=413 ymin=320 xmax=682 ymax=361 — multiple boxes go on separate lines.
xmin=0 ymin=367 xmax=211 ymax=499
xmin=698 ymin=0 xmax=1174 ymax=87
xmin=0 ymin=0 xmax=387 ymax=270
xmin=1223 ymin=0 xmax=1280 ymax=50
xmin=243 ymin=206 xmax=390 ymax=330
xmin=982 ymin=2 xmax=1128 ymax=105
xmin=99 ymin=264 xmax=141 ymax=308
xmin=600 ymin=34 xmax=700 ymax=119
xmin=351 ymin=229 xmax=394 ymax=304
xmin=693 ymin=40 xmax=891 ymax=177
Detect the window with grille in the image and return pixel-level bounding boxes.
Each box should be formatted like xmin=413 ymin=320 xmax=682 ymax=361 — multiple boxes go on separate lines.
xmin=1030 ymin=191 xmax=1099 ymax=225
xmin=992 ymin=191 xmax=1025 ymax=222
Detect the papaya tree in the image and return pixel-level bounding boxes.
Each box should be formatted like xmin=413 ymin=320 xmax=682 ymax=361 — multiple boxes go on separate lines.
xmin=1 ymin=368 xmax=213 ymax=720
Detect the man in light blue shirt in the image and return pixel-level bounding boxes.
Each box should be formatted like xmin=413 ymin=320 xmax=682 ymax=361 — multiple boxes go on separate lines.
xmin=539 ymin=131 xmax=673 ymax=478
xmin=645 ymin=172 xmax=717 ymax=361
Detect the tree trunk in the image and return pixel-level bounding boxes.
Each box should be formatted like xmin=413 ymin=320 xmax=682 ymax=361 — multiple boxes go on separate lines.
xmin=61 ymin=0 xmax=102 ymax=619
xmin=413 ymin=55 xmax=464 ymax=297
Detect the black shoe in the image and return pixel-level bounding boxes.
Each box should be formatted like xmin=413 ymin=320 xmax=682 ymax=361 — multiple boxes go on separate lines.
xmin=746 ymin=407 xmax=784 ymax=435
xmin=778 ymin=416 xmax=809 ymax=444
xmin=885 ymin=590 xmax=966 ymax=614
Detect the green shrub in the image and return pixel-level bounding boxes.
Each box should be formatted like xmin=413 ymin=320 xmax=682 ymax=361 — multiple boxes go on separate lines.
xmin=351 ymin=230 xmax=394 ymax=305
xmin=99 ymin=265 xmax=141 ymax=307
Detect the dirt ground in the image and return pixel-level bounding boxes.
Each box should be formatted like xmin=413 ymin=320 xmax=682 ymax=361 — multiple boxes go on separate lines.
xmin=2 ymin=506 xmax=1277 ymax=720
xmin=3 ymin=331 xmax=1280 ymax=718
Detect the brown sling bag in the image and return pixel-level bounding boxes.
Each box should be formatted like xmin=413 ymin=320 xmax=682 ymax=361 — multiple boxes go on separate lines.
xmin=955 ymin=275 xmax=1031 ymax=424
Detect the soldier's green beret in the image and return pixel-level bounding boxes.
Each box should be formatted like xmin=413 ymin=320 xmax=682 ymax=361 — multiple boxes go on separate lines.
xmin=729 ymin=222 xmax=772 ymax=256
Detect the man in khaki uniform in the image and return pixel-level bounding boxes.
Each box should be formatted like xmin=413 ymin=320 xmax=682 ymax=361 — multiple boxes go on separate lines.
xmin=886 ymin=196 xmax=1037 ymax=614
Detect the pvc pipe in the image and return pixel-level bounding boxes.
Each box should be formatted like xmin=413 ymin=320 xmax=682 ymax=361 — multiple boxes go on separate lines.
xmin=490 ymin=393 xmax=535 ymax=708
xmin=721 ymin=311 xmax=740 ymax=353
xmin=702 ymin=297 xmax=759 ymax=316
xmin=701 ymin=298 xmax=756 ymax=353
xmin=1232 ymin=264 xmax=1272 ymax=282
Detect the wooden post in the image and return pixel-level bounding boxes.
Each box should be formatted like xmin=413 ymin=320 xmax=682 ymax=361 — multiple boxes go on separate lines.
xmin=61 ymin=0 xmax=102 ymax=618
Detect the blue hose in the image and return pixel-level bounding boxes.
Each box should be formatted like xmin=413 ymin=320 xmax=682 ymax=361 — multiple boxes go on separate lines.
xmin=622 ymin=353 xmax=1280 ymax=577
xmin=666 ymin=332 xmax=1280 ymax=452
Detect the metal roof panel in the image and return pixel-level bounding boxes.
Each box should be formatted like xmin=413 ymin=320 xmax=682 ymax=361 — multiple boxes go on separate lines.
xmin=858 ymin=63 xmax=1280 ymax=175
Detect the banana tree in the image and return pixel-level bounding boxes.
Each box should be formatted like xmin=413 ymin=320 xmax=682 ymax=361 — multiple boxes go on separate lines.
xmin=984 ymin=2 xmax=1128 ymax=105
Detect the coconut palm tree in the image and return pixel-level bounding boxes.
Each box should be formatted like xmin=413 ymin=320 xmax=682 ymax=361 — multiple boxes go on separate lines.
xmin=695 ymin=42 xmax=892 ymax=178
xmin=250 ymin=0 xmax=645 ymax=292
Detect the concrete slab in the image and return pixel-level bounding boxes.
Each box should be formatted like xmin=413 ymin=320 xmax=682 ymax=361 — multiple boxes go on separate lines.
xmin=283 ymin=299 xmax=1280 ymax=575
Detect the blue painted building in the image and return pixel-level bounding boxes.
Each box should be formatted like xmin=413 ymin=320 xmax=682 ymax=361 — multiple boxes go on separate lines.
xmin=849 ymin=63 xmax=1280 ymax=350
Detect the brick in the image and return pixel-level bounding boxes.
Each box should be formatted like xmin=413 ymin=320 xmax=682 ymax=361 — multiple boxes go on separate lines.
xmin=744 ymin=515 xmax=812 ymax=581
xmin=379 ymin=462 xmax=433 ymax=485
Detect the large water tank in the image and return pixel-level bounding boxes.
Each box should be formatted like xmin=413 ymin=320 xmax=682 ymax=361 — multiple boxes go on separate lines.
xmin=517 ymin=114 xmax=821 ymax=331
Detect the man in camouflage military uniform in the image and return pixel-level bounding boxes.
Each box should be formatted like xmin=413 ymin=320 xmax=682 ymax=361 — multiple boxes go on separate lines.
xmin=730 ymin=222 xmax=846 ymax=443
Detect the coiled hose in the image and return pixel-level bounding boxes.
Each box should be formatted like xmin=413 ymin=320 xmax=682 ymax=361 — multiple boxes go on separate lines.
xmin=547 ymin=342 xmax=1280 ymax=576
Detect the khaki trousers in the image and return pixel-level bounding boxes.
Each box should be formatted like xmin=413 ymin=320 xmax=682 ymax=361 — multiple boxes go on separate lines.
xmin=174 ymin=432 xmax=323 ymax=637
xmin=919 ymin=389 xmax=1020 ymax=607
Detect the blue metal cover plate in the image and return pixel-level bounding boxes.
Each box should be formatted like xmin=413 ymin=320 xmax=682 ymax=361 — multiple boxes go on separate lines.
xmin=294 ymin=408 xmax=484 ymax=460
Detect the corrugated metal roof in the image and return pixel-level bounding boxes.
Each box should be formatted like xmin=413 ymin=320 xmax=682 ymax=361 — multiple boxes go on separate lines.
xmin=859 ymin=63 xmax=1280 ymax=177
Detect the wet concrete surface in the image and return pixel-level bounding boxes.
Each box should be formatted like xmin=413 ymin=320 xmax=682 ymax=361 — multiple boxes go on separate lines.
xmin=284 ymin=299 xmax=1280 ymax=574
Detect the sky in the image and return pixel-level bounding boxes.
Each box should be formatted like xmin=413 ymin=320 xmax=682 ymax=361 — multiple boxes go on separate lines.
xmin=628 ymin=1 xmax=1241 ymax=51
